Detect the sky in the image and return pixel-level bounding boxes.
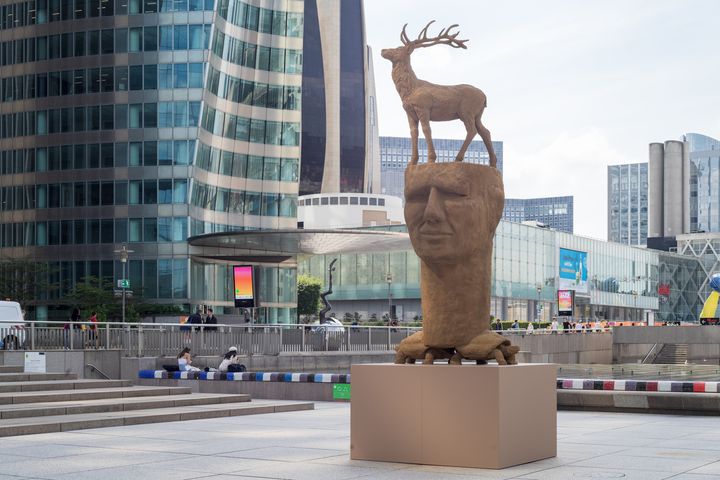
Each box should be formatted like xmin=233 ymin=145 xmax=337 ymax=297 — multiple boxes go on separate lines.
xmin=364 ymin=0 xmax=720 ymax=241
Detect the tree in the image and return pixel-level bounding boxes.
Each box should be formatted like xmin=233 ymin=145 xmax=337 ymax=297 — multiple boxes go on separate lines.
xmin=0 ymin=258 xmax=55 ymax=307
xmin=66 ymin=276 xmax=117 ymax=321
xmin=297 ymin=274 xmax=322 ymax=322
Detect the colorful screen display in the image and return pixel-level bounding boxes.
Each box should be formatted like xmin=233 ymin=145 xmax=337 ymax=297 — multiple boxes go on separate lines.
xmin=557 ymin=290 xmax=574 ymax=316
xmin=233 ymin=265 xmax=255 ymax=308
xmin=558 ymin=248 xmax=588 ymax=293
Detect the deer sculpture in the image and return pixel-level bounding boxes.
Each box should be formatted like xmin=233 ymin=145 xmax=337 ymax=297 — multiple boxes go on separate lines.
xmin=381 ymin=21 xmax=498 ymax=168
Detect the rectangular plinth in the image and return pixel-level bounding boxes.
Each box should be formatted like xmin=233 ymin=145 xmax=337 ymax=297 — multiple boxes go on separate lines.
xmin=350 ymin=363 xmax=556 ymax=469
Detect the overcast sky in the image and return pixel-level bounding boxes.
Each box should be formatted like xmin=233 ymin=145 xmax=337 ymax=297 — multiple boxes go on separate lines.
xmin=364 ymin=0 xmax=720 ymax=241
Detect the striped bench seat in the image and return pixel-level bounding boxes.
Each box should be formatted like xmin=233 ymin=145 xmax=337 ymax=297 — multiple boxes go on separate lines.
xmin=138 ymin=370 xmax=351 ymax=383
xmin=557 ymin=378 xmax=720 ymax=393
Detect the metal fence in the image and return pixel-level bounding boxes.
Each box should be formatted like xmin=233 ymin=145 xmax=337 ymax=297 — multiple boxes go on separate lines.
xmin=0 ymin=321 xmax=612 ymax=356
xmin=0 ymin=321 xmax=422 ymax=356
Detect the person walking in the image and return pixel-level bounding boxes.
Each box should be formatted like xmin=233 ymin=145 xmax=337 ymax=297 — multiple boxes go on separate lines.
xmin=187 ymin=309 xmax=203 ymax=332
xmin=65 ymin=307 xmax=81 ymax=349
xmin=87 ymin=311 xmax=99 ymax=349
xmin=526 ymin=321 xmax=534 ymax=335
xmin=550 ymin=316 xmax=559 ymax=334
xmin=204 ymin=308 xmax=218 ymax=332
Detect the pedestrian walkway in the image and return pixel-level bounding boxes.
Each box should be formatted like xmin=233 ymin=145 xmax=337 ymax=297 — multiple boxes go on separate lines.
xmin=1 ymin=402 xmax=720 ymax=479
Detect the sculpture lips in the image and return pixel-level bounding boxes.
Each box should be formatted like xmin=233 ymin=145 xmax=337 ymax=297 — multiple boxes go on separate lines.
xmin=418 ymin=226 xmax=453 ymax=237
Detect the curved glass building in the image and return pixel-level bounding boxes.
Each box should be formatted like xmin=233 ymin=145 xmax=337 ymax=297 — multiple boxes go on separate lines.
xmin=0 ymin=0 xmax=303 ymax=321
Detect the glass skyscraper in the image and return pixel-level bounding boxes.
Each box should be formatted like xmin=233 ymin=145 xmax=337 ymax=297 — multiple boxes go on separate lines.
xmin=607 ymin=163 xmax=648 ymax=245
xmin=0 ymin=0 xmax=304 ymax=320
xmin=380 ymin=136 xmax=503 ymax=200
xmin=686 ymin=133 xmax=720 ymax=234
xmin=502 ymin=197 xmax=574 ymax=234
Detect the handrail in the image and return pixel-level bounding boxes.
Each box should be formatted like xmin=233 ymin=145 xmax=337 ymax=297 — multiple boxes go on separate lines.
xmin=85 ymin=363 xmax=111 ymax=379
xmin=19 ymin=320 xmax=615 ymax=333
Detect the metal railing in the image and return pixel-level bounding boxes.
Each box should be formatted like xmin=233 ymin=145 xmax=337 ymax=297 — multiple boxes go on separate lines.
xmin=0 ymin=321 xmax=615 ymax=356
xmin=0 ymin=321 xmax=423 ymax=356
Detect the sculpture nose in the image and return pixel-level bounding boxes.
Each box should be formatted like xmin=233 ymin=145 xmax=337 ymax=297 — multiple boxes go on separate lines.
xmin=422 ymin=187 xmax=445 ymax=224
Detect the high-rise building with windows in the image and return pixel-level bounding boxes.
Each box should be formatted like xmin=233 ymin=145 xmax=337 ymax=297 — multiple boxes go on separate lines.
xmin=379 ymin=136 xmax=503 ymax=200
xmin=607 ymin=163 xmax=648 ymax=245
xmin=647 ymin=133 xmax=720 ymax=251
xmin=502 ymin=197 xmax=574 ymax=234
xmin=299 ymin=0 xmax=379 ymax=196
xmin=0 ymin=0 xmax=305 ymax=321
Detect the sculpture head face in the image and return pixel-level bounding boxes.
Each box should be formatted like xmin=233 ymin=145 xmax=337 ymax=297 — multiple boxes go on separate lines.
xmin=404 ymin=164 xmax=503 ymax=265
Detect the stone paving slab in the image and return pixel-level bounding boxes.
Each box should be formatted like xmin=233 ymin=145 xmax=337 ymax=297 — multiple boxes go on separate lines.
xmin=0 ymin=372 xmax=77 ymax=382
xmin=0 ymin=399 xmax=313 ymax=437
xmin=0 ymin=379 xmax=131 ymax=393
xmin=0 ymin=385 xmax=192 ymax=404
xmin=0 ymin=403 xmax=719 ymax=478
xmin=0 ymin=393 xmax=251 ymax=418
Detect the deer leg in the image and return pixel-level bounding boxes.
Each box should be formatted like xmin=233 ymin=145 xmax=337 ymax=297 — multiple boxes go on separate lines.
xmin=455 ymin=118 xmax=477 ymax=162
xmin=419 ymin=115 xmax=436 ymax=162
xmin=475 ymin=114 xmax=497 ymax=168
xmin=406 ymin=113 xmax=419 ymax=165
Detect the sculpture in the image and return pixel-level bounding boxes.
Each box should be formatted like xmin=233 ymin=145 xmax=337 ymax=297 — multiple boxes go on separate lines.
xmin=380 ymin=21 xmax=498 ymax=167
xmin=319 ymin=258 xmax=338 ymax=324
xmin=384 ymin=23 xmax=517 ymax=365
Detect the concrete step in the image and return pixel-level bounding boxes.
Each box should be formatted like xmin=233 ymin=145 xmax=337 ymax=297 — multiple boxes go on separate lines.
xmin=0 ymin=386 xmax=192 ymax=405
xmin=0 ymin=393 xmax=251 ymax=419
xmin=0 ymin=366 xmax=23 ymax=373
xmin=0 ymin=379 xmax=131 ymax=393
xmin=0 ymin=372 xmax=78 ymax=382
xmin=0 ymin=400 xmax=314 ymax=437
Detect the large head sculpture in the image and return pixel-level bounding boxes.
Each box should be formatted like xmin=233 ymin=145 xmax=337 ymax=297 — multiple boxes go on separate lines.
xmin=404 ymin=163 xmax=504 ymax=266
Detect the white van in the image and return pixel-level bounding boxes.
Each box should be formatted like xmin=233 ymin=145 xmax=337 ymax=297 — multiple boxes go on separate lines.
xmin=0 ymin=301 xmax=25 ymax=349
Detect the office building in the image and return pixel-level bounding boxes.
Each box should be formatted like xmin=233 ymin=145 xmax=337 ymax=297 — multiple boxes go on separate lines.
xmin=379 ymin=136 xmax=503 ymax=200
xmin=298 ymin=220 xmax=704 ymax=325
xmin=299 ymin=0 xmax=380 ymax=196
xmin=607 ymin=163 xmax=648 ymax=245
xmin=0 ymin=0 xmax=307 ymax=321
xmin=502 ymin=196 xmax=574 ymax=234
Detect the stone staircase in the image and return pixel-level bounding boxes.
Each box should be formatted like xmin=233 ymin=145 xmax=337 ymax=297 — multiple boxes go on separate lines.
xmin=0 ymin=365 xmax=313 ymax=437
xmin=653 ymin=344 xmax=689 ymax=365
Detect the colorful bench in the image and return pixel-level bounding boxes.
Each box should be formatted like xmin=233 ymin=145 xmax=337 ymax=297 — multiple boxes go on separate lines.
xmin=557 ymin=378 xmax=720 ymax=393
xmin=138 ymin=370 xmax=351 ymax=384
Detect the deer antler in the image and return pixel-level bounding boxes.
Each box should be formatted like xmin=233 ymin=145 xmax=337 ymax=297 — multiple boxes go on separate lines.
xmin=404 ymin=20 xmax=469 ymax=50
xmin=400 ymin=23 xmax=410 ymax=45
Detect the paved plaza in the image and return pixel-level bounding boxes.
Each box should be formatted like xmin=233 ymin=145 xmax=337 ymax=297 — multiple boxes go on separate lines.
xmin=2 ymin=403 xmax=720 ymax=479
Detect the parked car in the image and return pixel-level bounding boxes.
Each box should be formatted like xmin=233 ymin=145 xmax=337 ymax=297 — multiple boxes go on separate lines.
xmin=0 ymin=301 xmax=25 ymax=349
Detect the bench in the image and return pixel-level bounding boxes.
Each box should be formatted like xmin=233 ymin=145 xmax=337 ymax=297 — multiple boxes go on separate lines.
xmin=137 ymin=370 xmax=350 ymax=402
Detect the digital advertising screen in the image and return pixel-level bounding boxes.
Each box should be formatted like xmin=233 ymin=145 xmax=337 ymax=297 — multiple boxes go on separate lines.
xmin=557 ymin=290 xmax=574 ymax=316
xmin=558 ymin=248 xmax=588 ymax=293
xmin=233 ymin=265 xmax=255 ymax=308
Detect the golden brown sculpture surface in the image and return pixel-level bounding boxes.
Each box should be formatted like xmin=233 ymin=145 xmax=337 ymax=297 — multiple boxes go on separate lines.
xmin=380 ymin=21 xmax=498 ymax=167
xmin=384 ymin=23 xmax=516 ymax=365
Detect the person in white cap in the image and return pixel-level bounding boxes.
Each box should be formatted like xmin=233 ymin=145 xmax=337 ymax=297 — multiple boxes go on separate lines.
xmin=218 ymin=346 xmax=240 ymax=373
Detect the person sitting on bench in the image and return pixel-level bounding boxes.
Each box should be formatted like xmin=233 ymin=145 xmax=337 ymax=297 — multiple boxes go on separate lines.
xmin=218 ymin=346 xmax=245 ymax=373
xmin=177 ymin=347 xmax=202 ymax=372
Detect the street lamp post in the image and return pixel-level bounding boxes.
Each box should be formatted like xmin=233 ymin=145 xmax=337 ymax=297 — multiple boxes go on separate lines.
xmin=385 ymin=272 xmax=393 ymax=324
xmin=113 ymin=244 xmax=134 ymax=323
xmin=535 ymin=284 xmax=542 ymax=322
